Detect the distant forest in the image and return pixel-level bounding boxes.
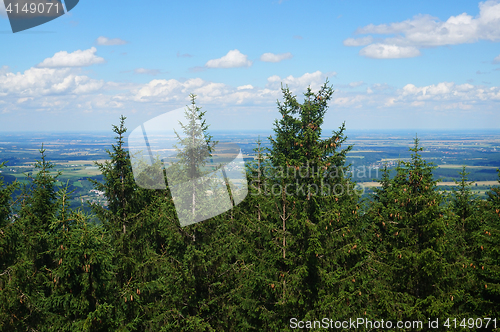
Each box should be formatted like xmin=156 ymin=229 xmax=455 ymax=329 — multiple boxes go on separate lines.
xmin=1 ymin=83 xmax=499 ymax=331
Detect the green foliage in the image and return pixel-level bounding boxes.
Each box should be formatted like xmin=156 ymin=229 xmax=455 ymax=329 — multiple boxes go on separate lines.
xmin=1 ymin=89 xmax=500 ymax=331
xmin=230 ymin=81 xmax=366 ymax=329
xmin=366 ymin=138 xmax=467 ymax=329
xmin=473 ymin=169 xmax=500 ymax=318
xmin=0 ymin=162 xmax=20 ymax=329
xmin=44 ymin=186 xmax=115 ymax=331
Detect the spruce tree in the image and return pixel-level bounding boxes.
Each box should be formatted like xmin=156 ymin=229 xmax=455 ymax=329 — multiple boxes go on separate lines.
xmin=234 ymin=80 xmax=364 ymax=329
xmin=0 ymin=147 xmax=60 ymax=330
xmin=44 ymin=185 xmax=115 ymax=331
xmin=444 ymin=166 xmax=481 ymax=320
xmin=0 ymin=162 xmax=17 ymax=226
xmin=90 ymin=115 xmax=166 ymax=330
xmin=158 ymin=94 xmax=246 ymax=331
xmin=473 ymin=169 xmax=500 ymax=318
xmin=367 ymin=138 xmax=463 ymax=327
xmin=166 ymin=93 xmax=224 ymax=227
xmin=0 ymin=162 xmax=20 ymax=330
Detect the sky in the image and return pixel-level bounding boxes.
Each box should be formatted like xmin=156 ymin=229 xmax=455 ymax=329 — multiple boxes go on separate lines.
xmin=0 ymin=0 xmax=499 ymax=133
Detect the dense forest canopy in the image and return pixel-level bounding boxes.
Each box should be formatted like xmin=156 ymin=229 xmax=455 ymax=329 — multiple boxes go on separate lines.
xmin=0 ymin=81 xmax=499 ymax=331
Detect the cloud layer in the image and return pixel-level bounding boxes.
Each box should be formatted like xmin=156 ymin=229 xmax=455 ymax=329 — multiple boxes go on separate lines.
xmin=1 ymin=47 xmax=499 ymax=129
xmin=345 ymin=0 xmax=500 ymax=58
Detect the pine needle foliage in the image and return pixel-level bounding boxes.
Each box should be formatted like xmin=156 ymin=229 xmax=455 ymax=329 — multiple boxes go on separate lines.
xmin=367 ymin=138 xmax=465 ymax=328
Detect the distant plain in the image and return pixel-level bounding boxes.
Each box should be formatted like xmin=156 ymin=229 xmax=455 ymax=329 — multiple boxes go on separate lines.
xmin=0 ymin=129 xmax=499 ymax=209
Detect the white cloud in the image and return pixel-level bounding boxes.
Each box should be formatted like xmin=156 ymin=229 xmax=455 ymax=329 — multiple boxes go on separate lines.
xmin=343 ymin=36 xmax=373 ymax=46
xmin=395 ymin=81 xmax=500 ymax=106
xmin=37 ymin=47 xmax=105 ymax=68
xmin=494 ymin=54 xmax=500 ymax=63
xmin=260 ymin=52 xmax=293 ymax=62
xmin=266 ymin=71 xmax=337 ymax=92
xmin=96 ymin=36 xmax=128 ymax=46
xmin=205 ymin=49 xmax=252 ymax=68
xmin=0 ymin=67 xmax=104 ymax=96
xmin=345 ymin=0 xmax=500 ymax=58
xmin=131 ymin=78 xmax=262 ymax=105
xmin=402 ymin=82 xmax=455 ymax=98
xmin=134 ymin=68 xmax=161 ymax=75
xmin=360 ymin=44 xmax=421 ymax=59
xmin=2 ymin=47 xmax=499 ymax=128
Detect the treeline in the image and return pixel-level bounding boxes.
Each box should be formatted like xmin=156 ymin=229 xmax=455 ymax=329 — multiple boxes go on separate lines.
xmin=0 ymin=83 xmax=499 ymax=331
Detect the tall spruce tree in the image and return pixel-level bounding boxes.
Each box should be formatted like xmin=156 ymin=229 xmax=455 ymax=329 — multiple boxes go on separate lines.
xmin=44 ymin=185 xmax=115 ymax=331
xmin=473 ymin=169 xmax=500 ymax=318
xmin=367 ymin=138 xmax=464 ymax=328
xmin=448 ymin=166 xmax=482 ymax=318
xmin=167 ymin=93 xmax=223 ymax=227
xmin=0 ymin=147 xmax=61 ymax=330
xmin=233 ymin=81 xmax=365 ymax=329
xmin=165 ymin=94 xmax=251 ymax=330
xmin=90 ymin=115 xmax=168 ymax=330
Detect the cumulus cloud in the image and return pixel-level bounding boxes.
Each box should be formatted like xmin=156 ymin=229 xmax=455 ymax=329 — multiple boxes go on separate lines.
xmin=345 ymin=0 xmax=500 ymax=58
xmin=0 ymin=67 xmax=104 ymax=96
xmin=266 ymin=71 xmax=337 ymax=92
xmin=134 ymin=68 xmax=162 ymax=75
xmin=127 ymin=72 xmax=342 ymax=107
xmin=0 ymin=65 xmax=125 ymax=116
xmin=494 ymin=54 xmax=500 ymax=63
xmin=360 ymin=44 xmax=421 ymax=59
xmin=96 ymin=36 xmax=128 ymax=46
xmin=395 ymin=82 xmax=500 ymax=105
xmin=205 ymin=49 xmax=252 ymax=68
xmin=293 ymin=35 xmax=303 ymax=40
xmin=37 ymin=47 xmax=105 ymax=68
xmin=323 ymin=80 xmax=500 ymax=112
xmin=131 ymin=78 xmax=266 ymax=105
xmin=260 ymin=52 xmax=293 ymax=62
xmin=2 ymin=47 xmax=499 ymax=125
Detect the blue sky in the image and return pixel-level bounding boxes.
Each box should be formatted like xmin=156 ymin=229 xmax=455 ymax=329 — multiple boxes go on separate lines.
xmin=0 ymin=0 xmax=499 ymax=132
